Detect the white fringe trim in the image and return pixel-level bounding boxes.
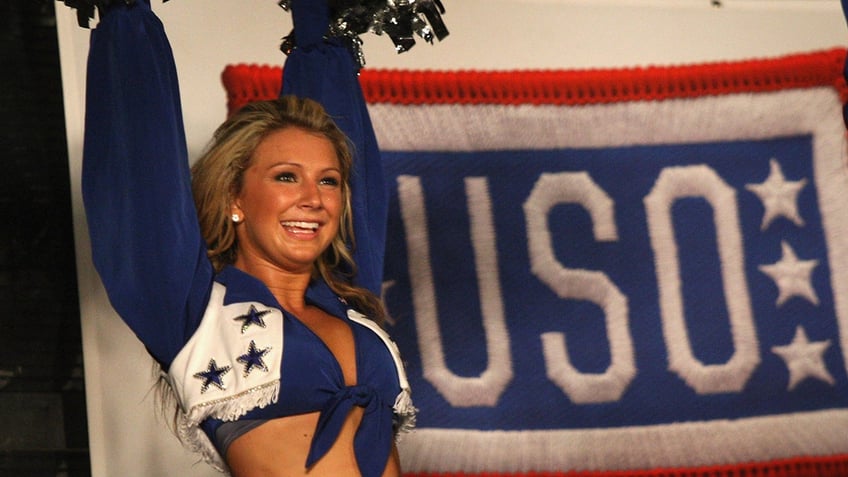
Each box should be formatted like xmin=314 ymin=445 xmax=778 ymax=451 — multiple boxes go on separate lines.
xmin=175 ymin=379 xmax=281 ymax=474
xmin=393 ymin=387 xmax=417 ymax=440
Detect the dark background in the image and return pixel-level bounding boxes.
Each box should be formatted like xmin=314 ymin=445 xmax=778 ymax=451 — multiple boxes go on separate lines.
xmin=0 ymin=1 xmax=90 ymax=475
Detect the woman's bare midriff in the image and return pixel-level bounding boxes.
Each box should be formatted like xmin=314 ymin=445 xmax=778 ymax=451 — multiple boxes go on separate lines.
xmin=225 ymin=407 xmax=400 ymax=477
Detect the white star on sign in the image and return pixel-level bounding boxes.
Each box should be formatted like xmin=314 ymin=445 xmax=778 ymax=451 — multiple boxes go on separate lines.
xmin=771 ymin=326 xmax=834 ymax=391
xmin=745 ymin=159 xmax=807 ymax=230
xmin=758 ymin=241 xmax=819 ymax=307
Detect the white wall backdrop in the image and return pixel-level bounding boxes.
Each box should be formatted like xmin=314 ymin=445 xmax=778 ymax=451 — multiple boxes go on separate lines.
xmin=56 ymin=1 xmax=847 ymax=475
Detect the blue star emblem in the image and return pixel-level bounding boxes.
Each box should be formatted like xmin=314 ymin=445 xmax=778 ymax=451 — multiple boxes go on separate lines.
xmin=237 ymin=340 xmax=271 ymax=377
xmin=193 ymin=358 xmax=231 ymax=393
xmin=234 ymin=305 xmax=271 ymax=333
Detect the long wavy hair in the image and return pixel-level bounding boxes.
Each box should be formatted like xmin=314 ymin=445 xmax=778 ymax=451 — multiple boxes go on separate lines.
xmin=191 ymin=95 xmax=385 ymax=322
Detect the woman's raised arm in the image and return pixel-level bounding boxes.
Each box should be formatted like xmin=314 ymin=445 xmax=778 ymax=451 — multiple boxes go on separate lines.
xmin=82 ymin=1 xmax=213 ymax=366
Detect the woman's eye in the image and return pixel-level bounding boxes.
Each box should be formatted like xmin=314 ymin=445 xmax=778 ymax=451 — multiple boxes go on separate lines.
xmin=320 ymin=177 xmax=340 ymax=187
xmin=276 ymin=172 xmax=296 ymax=182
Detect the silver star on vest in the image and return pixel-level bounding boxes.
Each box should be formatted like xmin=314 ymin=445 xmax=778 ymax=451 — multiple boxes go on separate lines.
xmin=745 ymin=159 xmax=806 ymax=230
xmin=237 ymin=340 xmax=271 ymax=377
xmin=234 ymin=305 xmax=271 ymax=333
xmin=759 ymin=241 xmax=819 ymax=307
xmin=771 ymin=326 xmax=834 ymax=391
xmin=193 ymin=358 xmax=231 ymax=394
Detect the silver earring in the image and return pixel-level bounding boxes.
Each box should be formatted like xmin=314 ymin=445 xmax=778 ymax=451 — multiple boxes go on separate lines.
xmin=232 ymin=214 xmax=241 ymax=223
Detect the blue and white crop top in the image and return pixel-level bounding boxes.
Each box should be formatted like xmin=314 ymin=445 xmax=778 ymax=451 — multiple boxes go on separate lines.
xmin=80 ymin=2 xmax=413 ymax=476
xmin=169 ymin=267 xmax=414 ymax=475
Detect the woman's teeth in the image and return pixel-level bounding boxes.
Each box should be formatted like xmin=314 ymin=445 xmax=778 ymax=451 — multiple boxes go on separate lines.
xmin=282 ymin=221 xmax=319 ymax=233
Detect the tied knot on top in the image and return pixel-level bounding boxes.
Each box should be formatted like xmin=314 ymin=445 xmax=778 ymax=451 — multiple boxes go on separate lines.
xmin=349 ymin=384 xmax=378 ymax=406
xmin=306 ymin=384 xmax=393 ymax=476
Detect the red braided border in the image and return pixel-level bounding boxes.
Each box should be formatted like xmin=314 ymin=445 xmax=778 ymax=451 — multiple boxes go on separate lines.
xmin=222 ymin=48 xmax=847 ymax=116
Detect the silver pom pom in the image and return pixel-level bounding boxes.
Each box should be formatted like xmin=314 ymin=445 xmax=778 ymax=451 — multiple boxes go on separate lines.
xmin=280 ymin=0 xmax=449 ymax=68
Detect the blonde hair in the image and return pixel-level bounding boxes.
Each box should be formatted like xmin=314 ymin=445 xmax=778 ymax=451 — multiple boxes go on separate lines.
xmin=191 ymin=96 xmax=384 ymax=322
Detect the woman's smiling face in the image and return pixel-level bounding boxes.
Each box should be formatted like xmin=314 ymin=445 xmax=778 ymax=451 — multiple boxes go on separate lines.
xmin=231 ymin=127 xmax=343 ymax=275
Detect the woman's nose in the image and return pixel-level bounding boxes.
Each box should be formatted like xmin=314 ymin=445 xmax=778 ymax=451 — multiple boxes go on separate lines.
xmin=299 ymin=180 xmax=323 ymax=208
